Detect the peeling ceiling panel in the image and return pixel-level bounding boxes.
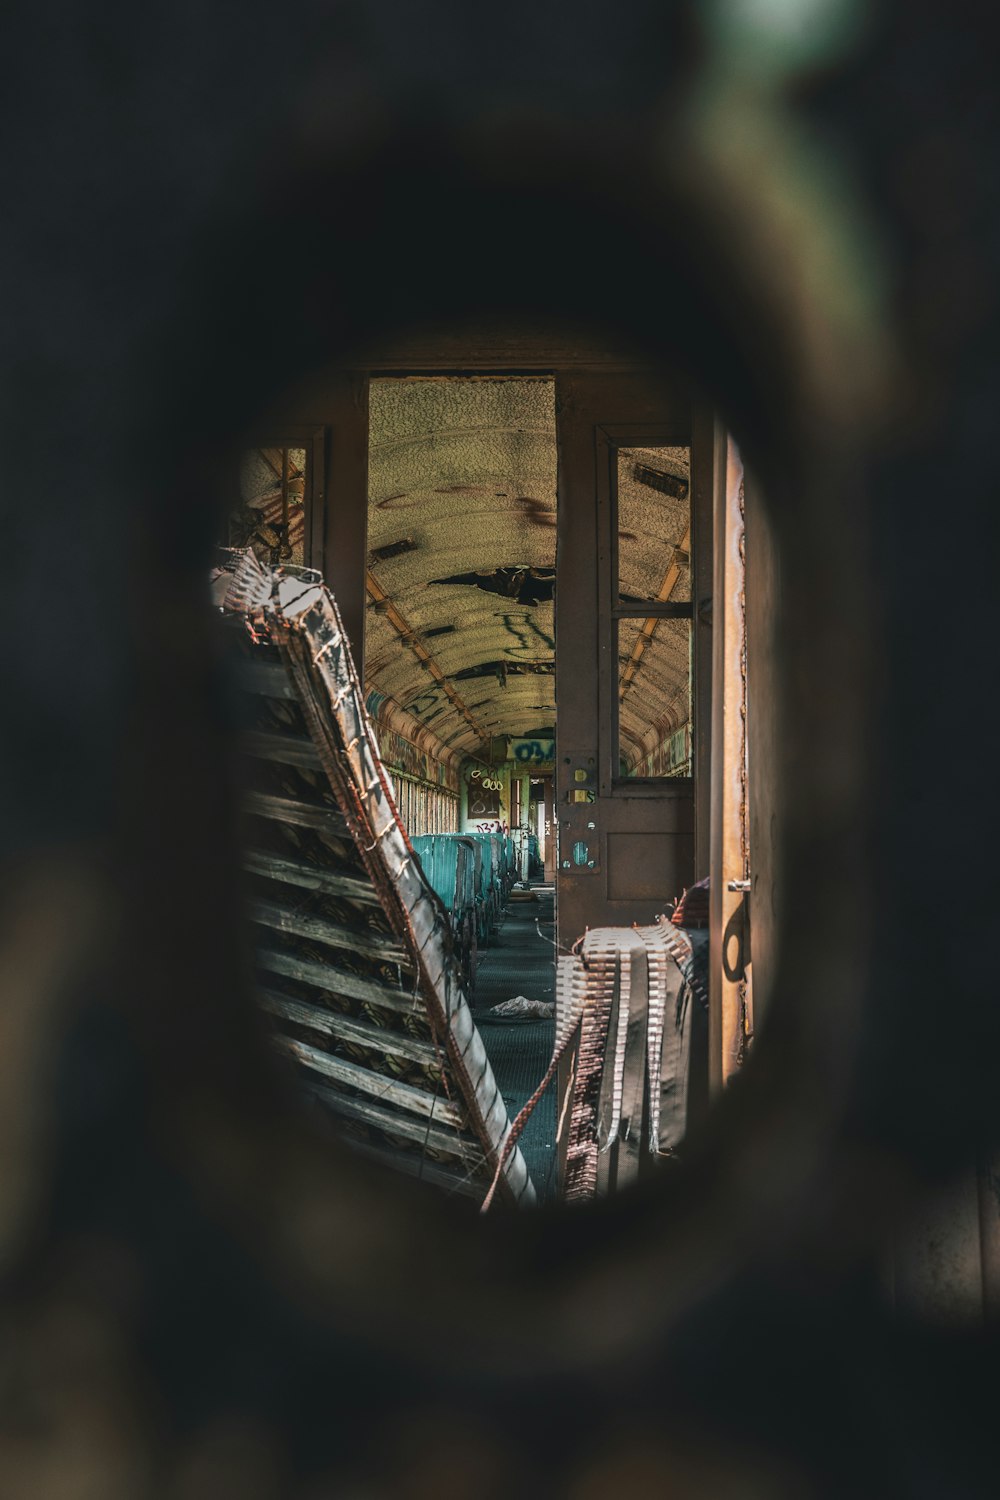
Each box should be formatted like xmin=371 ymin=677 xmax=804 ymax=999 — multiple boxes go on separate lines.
xmin=367 ymin=378 xmax=557 ymax=754
xmin=617 ymin=445 xmax=691 ymax=605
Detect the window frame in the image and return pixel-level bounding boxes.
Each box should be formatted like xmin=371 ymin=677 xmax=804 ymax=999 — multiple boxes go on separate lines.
xmin=595 ymin=421 xmax=699 ymax=798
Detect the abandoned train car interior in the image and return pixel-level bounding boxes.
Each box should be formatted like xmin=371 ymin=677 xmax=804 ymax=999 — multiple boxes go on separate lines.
xmin=217 ymin=334 xmax=772 ymax=1207
xmin=15 ymin=6 xmax=1000 ymax=1490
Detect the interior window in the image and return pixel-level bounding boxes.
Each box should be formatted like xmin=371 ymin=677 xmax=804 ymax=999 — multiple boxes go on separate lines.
xmin=615 ymin=445 xmax=693 ymax=779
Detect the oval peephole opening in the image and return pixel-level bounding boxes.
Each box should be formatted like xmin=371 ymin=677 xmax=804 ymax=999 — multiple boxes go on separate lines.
xmin=212 ymin=317 xmax=781 ymax=1216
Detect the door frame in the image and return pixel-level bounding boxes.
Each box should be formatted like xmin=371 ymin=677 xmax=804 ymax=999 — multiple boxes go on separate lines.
xmin=554 ymin=370 xmax=714 ymax=950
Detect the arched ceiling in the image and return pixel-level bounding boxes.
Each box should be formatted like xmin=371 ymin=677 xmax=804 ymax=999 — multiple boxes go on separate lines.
xmin=366 ymin=378 xmax=557 ymax=758
xmin=365 ymin=381 xmax=693 ymax=774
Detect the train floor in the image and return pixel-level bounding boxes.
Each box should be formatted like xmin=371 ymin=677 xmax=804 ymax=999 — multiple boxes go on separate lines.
xmin=472 ymin=884 xmax=558 ymax=1205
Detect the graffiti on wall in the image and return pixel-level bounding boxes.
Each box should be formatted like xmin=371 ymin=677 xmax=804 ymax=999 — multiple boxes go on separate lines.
xmin=466 ymin=764 xmax=503 ymax=819
xmin=511 ymin=737 xmax=555 ymax=765
xmin=500 ymin=612 xmax=555 ymax=659
xmin=401 ymin=684 xmax=452 ymax=728
xmin=627 ymin=723 xmax=691 ymax=778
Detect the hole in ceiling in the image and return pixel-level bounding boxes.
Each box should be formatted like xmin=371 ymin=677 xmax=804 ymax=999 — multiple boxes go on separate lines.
xmin=429 ymin=567 xmax=555 ymax=606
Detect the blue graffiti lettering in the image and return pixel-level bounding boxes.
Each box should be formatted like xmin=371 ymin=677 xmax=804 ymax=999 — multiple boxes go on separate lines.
xmin=513 ymin=739 xmax=555 ymax=763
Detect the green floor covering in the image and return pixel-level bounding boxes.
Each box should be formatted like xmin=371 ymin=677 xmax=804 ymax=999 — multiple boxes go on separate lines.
xmin=473 ymin=888 xmax=558 ymax=1204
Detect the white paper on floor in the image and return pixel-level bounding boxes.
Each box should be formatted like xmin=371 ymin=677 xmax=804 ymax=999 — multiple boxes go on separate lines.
xmin=488 ymin=995 xmax=555 ymax=1019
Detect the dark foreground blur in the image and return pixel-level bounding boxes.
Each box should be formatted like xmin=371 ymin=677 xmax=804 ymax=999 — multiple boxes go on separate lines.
xmin=1 ymin=2 xmax=999 ymax=1495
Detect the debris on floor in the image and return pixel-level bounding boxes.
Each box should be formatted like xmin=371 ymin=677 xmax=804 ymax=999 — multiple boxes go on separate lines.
xmin=488 ymin=995 xmax=555 ymax=1019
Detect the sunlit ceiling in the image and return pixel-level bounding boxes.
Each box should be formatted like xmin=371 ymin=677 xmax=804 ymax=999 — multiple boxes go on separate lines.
xmin=366 ymin=378 xmax=557 ymax=757
xmin=365 ymin=381 xmax=693 ymax=774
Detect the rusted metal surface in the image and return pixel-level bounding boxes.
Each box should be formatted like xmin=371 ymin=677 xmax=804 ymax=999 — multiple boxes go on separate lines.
xmin=214 ymin=549 xmax=534 ymax=1208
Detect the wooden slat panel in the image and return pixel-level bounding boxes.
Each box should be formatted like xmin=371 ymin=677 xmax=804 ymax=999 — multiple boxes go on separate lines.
xmin=258 ymin=988 xmax=437 ymax=1067
xmin=249 ymin=898 xmax=409 ymax=965
xmin=244 ymin=790 xmax=347 ymax=833
xmin=255 ymin=947 xmax=420 ymax=1016
xmin=217 ymin=548 xmax=535 ymax=1207
xmin=243 ymin=728 xmax=321 ymax=769
xmin=344 ymin=1137 xmax=483 ymax=1199
xmin=243 ymin=847 xmax=378 ymax=905
xmin=305 ymin=1080 xmax=482 ymax=1163
xmin=280 ymin=1036 xmax=464 ymax=1126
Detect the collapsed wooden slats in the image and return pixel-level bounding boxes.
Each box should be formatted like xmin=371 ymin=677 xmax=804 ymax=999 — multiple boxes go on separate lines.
xmin=216 ymin=549 xmax=534 ymax=1207
xmin=258 ymin=989 xmax=437 ymax=1067
xmin=242 ymin=728 xmax=322 ymax=769
xmin=244 ymin=789 xmax=348 ymax=833
xmin=255 ymin=948 xmax=419 ymax=1016
xmin=242 ymin=848 xmax=379 ymax=905
xmin=342 ymin=1137 xmax=484 ymax=1199
xmin=304 ymin=1080 xmax=483 ymax=1165
xmin=249 ymin=897 xmax=409 ymax=965
xmin=277 ymin=1035 xmax=465 ymax=1127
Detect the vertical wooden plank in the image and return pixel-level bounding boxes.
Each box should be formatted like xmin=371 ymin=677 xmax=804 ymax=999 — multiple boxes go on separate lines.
xmin=744 ymin=470 xmax=781 ymax=1027
xmin=691 ymin=404 xmax=718 ymax=881
xmin=322 ymin=371 xmax=369 ymax=677
xmin=709 ymin=432 xmax=747 ymax=1094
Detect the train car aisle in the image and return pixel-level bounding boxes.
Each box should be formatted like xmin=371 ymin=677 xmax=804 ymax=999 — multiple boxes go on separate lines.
xmin=473 ymin=887 xmax=558 ymax=1204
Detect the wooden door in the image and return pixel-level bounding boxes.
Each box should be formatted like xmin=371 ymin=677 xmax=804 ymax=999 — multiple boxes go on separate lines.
xmin=554 ymin=372 xmax=714 ymax=947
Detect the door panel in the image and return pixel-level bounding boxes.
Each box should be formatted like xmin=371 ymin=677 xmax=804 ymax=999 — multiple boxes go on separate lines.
xmin=606 ymin=819 xmax=694 ymax=903
xmin=555 ymin=371 xmax=712 ymax=946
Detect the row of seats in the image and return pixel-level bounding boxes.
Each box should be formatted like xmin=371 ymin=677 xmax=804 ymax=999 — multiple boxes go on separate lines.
xmin=410 ymin=831 xmax=518 ymax=996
